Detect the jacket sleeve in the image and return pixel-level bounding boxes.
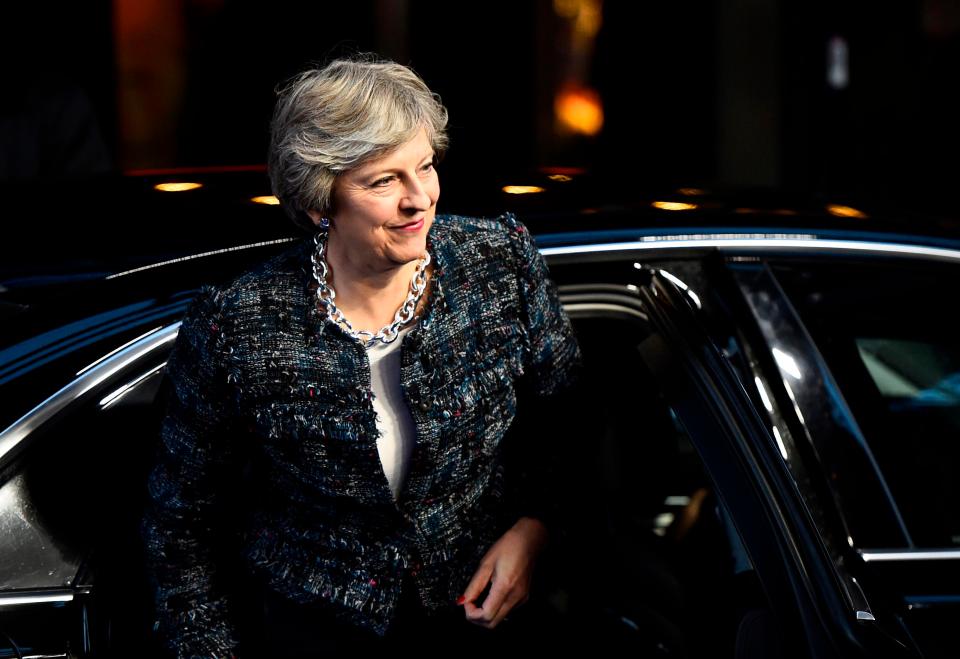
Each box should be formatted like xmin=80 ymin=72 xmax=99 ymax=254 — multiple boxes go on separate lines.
xmin=500 ymin=212 xmax=585 ymax=539
xmin=140 ymin=285 xmax=243 ymax=659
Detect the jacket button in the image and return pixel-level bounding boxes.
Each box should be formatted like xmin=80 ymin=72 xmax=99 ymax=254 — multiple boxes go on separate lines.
xmin=419 ymin=401 xmax=430 ymax=412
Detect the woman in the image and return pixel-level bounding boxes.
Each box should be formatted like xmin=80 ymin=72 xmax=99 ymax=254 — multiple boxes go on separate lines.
xmin=141 ymin=53 xmax=583 ymax=658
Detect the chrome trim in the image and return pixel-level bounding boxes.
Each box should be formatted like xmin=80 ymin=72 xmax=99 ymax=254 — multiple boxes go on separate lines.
xmin=0 ymin=324 xmax=180 ymax=465
xmin=561 ymin=288 xmax=647 ymax=314
xmin=855 ymin=610 xmax=876 ymax=621
xmin=543 ymin=237 xmax=960 ymax=264
xmin=77 ymin=325 xmax=163 ymax=376
xmin=0 ymin=589 xmax=74 ymax=606
xmin=561 ymin=292 xmax=644 ymax=307
xmin=100 ymin=362 xmax=167 ymax=409
xmin=859 ymin=549 xmax=960 ymax=562
xmin=106 ymin=237 xmax=298 ymax=279
xmin=566 ymin=303 xmax=648 ymax=321
xmin=561 ymin=283 xmax=645 ymax=294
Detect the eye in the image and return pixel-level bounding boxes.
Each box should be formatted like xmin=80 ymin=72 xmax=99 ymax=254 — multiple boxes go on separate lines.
xmin=421 ymin=161 xmax=435 ymax=173
xmin=372 ymin=176 xmax=394 ymax=187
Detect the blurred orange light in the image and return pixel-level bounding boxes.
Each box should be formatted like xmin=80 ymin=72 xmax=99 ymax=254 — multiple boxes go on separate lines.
xmin=677 ymin=187 xmax=708 ymax=196
xmin=548 ymin=174 xmax=573 ymax=182
xmin=556 ymin=86 xmax=604 ymax=136
xmin=251 ymin=195 xmax=280 ymax=205
xmin=652 ymin=201 xmax=698 ymax=211
xmin=503 ymin=185 xmax=546 ymax=195
xmin=826 ymin=204 xmax=868 ymax=219
xmin=154 ymin=182 xmax=202 ymax=192
xmin=553 ymin=0 xmax=603 ymax=38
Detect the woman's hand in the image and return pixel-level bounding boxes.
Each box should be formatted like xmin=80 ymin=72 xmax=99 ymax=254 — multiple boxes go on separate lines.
xmin=457 ymin=516 xmax=549 ymax=629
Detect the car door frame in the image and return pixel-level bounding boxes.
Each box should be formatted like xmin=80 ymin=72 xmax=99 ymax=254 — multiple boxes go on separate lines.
xmin=732 ymin=249 xmax=960 ymax=659
xmin=628 ymin=252 xmax=923 ymax=658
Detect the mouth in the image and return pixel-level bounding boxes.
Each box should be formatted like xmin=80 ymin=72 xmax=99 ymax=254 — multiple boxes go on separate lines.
xmin=391 ymin=217 xmax=425 ymax=231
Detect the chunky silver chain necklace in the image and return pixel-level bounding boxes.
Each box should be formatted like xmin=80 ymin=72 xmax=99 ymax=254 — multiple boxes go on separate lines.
xmin=311 ymin=230 xmax=430 ymax=347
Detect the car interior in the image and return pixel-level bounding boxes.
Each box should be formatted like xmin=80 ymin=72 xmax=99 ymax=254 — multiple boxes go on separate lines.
xmin=772 ymin=259 xmax=960 ymax=550
xmin=0 ymin=307 xmax=783 ymax=658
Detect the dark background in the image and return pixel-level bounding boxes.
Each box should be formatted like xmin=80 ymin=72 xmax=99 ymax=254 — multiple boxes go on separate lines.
xmin=3 ymin=0 xmax=959 ymax=215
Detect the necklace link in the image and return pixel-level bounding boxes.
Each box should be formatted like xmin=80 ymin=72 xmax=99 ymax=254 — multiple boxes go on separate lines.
xmin=311 ymin=231 xmax=430 ymax=347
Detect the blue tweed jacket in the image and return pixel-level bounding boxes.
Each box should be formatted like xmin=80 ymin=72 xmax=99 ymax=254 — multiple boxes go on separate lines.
xmin=141 ymin=211 xmax=584 ymax=658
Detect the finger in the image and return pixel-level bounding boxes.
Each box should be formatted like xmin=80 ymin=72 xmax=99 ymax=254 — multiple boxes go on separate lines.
xmin=460 ymin=560 xmax=493 ymax=607
xmin=489 ymin=578 xmax=532 ymax=628
xmin=467 ymin=577 xmax=512 ymax=626
xmin=462 ymin=576 xmax=494 ymax=618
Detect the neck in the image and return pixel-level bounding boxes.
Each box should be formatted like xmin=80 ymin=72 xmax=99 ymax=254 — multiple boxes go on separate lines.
xmin=324 ymin=230 xmax=424 ymax=320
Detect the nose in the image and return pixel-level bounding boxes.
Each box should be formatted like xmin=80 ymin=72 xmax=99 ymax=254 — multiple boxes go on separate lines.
xmin=400 ymin=175 xmax=433 ymax=211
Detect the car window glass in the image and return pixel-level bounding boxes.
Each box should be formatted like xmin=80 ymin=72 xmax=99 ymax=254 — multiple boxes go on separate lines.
xmin=550 ymin=312 xmax=785 ymax=658
xmin=773 ymin=260 xmax=960 ymax=548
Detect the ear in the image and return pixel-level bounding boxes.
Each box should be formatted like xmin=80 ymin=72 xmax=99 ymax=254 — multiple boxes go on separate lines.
xmin=306 ymin=209 xmax=323 ymax=226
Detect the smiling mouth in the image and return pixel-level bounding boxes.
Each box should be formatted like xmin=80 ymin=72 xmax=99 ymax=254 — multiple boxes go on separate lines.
xmin=393 ymin=218 xmax=425 ymax=229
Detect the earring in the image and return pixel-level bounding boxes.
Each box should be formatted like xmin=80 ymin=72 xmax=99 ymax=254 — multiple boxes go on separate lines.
xmin=319 ymin=216 xmax=330 ymax=229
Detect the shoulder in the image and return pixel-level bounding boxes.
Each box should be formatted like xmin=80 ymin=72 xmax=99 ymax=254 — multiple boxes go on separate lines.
xmin=432 ymin=210 xmax=523 ymax=237
xmin=227 ymin=235 xmax=312 ymax=292
xmin=186 ymin=235 xmax=312 ymax=318
xmin=431 ymin=211 xmax=534 ymax=266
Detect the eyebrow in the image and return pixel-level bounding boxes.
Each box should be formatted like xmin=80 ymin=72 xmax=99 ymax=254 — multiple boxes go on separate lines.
xmin=366 ymin=152 xmax=435 ymax=177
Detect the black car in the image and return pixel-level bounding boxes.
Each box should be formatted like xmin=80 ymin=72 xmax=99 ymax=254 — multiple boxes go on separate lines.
xmin=0 ymin=171 xmax=957 ymax=658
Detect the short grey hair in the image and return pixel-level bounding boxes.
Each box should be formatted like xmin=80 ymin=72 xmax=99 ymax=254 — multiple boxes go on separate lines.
xmin=268 ymin=53 xmax=450 ymax=232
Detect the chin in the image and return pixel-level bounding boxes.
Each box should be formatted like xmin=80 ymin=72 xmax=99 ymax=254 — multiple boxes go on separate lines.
xmin=389 ymin=244 xmax=426 ymax=266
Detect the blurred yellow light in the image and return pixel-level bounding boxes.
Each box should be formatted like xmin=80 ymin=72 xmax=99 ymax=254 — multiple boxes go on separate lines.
xmin=548 ymin=174 xmax=573 ymax=182
xmin=826 ymin=204 xmax=868 ymax=219
xmin=251 ymin=195 xmax=280 ymax=205
xmin=652 ymin=201 xmax=698 ymax=211
xmin=154 ymin=182 xmax=202 ymax=192
xmin=503 ymin=185 xmax=546 ymax=195
xmin=556 ymin=86 xmax=604 ymax=136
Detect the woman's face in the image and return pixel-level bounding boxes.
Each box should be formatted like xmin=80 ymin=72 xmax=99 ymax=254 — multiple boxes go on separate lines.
xmin=312 ymin=126 xmax=440 ymax=271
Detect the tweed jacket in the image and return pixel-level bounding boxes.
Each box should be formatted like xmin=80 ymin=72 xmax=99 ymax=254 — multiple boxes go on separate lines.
xmin=140 ymin=211 xmax=584 ymax=658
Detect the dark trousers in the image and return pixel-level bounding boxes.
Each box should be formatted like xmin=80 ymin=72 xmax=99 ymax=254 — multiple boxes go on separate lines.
xmin=242 ymin=572 xmax=548 ymax=658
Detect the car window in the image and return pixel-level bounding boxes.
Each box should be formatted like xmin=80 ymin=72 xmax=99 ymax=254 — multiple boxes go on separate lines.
xmin=553 ymin=310 xmax=788 ymax=659
xmin=773 ymin=259 xmax=960 ymax=548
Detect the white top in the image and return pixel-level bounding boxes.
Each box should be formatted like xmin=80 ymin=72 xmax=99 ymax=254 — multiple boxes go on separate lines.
xmin=364 ymin=324 xmax=417 ymax=500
